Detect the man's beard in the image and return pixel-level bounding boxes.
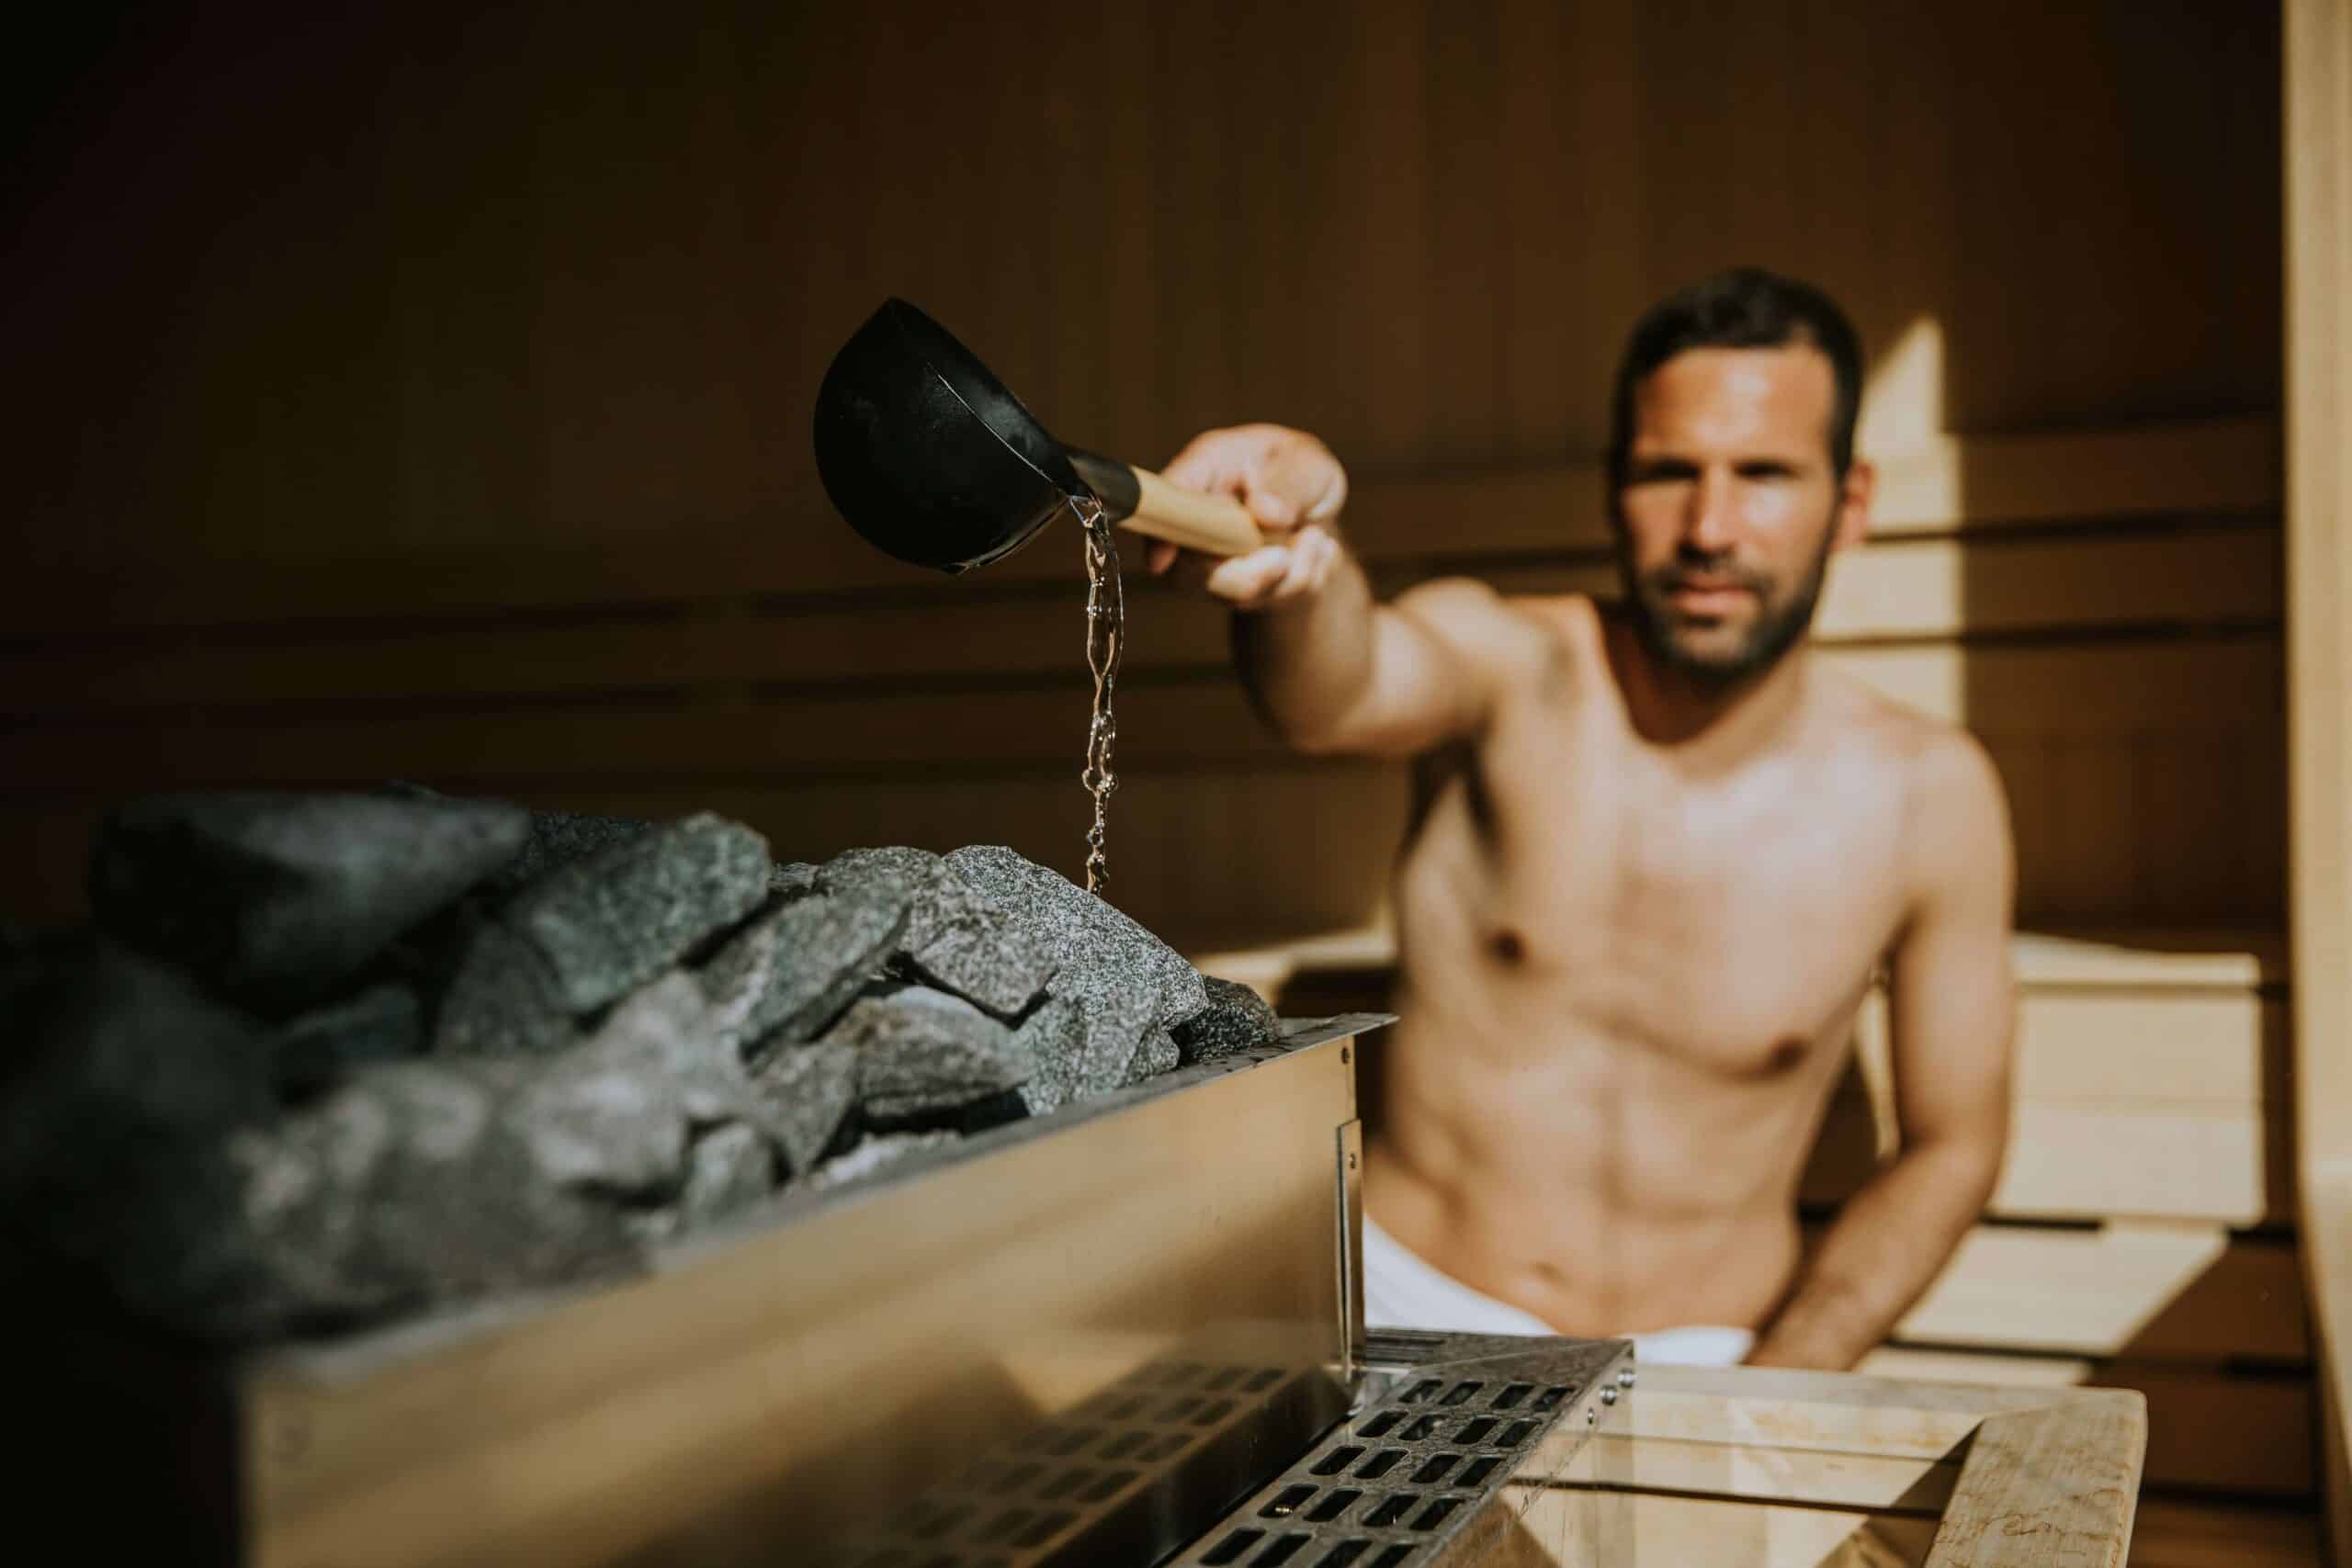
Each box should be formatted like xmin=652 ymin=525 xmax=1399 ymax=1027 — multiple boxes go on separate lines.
xmin=1621 ymin=524 xmax=1836 ymax=690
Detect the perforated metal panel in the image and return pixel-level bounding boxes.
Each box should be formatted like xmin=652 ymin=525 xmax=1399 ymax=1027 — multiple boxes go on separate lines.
xmin=824 ymin=1351 xmax=1346 ymax=1568
xmin=1168 ymin=1331 xmax=1632 ymax=1568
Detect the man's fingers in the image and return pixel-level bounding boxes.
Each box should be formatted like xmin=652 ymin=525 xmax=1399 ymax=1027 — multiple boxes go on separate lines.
xmin=1261 ymin=441 xmax=1349 ymax=524
xmin=1153 ymin=427 xmax=1350 ymax=604
xmin=1145 ymin=539 xmax=1178 ymax=575
xmin=1204 ymin=546 xmax=1293 ymax=604
xmin=1240 ymin=480 xmax=1299 ymax=528
xmin=1272 ymin=525 xmax=1335 ymax=598
xmin=1155 ymin=528 xmax=1335 ymax=608
xmin=1159 ymin=428 xmax=1249 ymax=495
xmin=1161 ymin=424 xmax=1346 ymax=536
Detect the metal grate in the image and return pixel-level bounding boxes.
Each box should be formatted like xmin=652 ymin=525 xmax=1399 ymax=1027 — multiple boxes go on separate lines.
xmin=1166 ymin=1332 xmax=1633 ymax=1568
xmin=826 ymin=1355 xmax=1329 ymax=1568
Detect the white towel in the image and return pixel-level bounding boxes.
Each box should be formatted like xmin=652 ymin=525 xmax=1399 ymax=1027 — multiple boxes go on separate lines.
xmin=1363 ymin=1213 xmax=1755 ymax=1368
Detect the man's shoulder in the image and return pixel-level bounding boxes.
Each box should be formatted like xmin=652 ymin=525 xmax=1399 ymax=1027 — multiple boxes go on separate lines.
xmin=1816 ymin=662 xmax=1987 ymax=767
xmin=1814 ymin=668 xmax=2011 ymax=894
xmin=1393 ymin=578 xmax=1599 ymax=677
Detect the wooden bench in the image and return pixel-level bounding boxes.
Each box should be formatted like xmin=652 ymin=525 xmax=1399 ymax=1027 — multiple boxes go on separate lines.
xmin=1195 ymin=924 xmax=2319 ymax=1561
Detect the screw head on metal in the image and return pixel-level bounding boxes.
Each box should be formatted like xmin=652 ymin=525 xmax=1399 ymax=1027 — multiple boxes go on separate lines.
xmin=1601 ymin=1385 xmax=1619 ymax=1405
xmin=1340 ymin=1045 xmax=1351 ymax=1064
xmin=1617 ymin=1369 xmax=1636 ymax=1389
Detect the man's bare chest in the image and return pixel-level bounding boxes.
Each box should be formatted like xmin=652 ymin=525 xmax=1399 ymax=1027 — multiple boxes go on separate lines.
xmin=1412 ymin=730 xmax=1907 ymax=1079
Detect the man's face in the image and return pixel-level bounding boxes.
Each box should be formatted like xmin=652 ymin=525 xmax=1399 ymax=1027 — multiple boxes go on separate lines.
xmin=1613 ymin=344 xmax=1859 ymax=685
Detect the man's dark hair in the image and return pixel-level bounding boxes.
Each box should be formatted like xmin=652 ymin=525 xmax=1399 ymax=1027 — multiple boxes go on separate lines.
xmin=1605 ymin=267 xmax=1865 ymax=491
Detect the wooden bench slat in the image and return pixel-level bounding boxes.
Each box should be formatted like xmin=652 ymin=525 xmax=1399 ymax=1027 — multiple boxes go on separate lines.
xmin=1894 ymin=1226 xmax=2308 ymax=1361
xmin=1804 ymin=1094 xmax=2281 ymax=1226
xmin=1921 ymin=1394 xmax=2147 ymax=1568
xmin=1857 ymin=1350 xmax=2313 ymax=1500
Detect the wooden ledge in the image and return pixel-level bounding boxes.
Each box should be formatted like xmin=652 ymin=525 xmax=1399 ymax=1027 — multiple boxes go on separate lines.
xmin=1193 ymin=925 xmax=2290 ymax=998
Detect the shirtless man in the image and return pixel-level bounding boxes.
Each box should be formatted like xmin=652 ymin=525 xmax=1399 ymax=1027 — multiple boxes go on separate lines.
xmin=1150 ymin=268 xmax=2015 ymax=1370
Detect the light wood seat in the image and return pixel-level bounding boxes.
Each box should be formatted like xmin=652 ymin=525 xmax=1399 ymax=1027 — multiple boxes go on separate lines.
xmin=1193 ymin=923 xmax=2318 ymax=1520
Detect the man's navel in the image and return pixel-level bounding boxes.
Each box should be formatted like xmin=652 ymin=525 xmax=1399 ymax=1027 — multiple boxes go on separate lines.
xmin=1487 ymin=927 xmax=1527 ymax=964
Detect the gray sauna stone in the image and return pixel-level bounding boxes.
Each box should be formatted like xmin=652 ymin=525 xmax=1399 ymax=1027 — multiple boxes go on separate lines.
xmin=89 ymin=791 xmax=529 ymax=1013
xmin=504 ymin=813 xmax=771 ymax=1014
xmin=1170 ymin=976 xmax=1283 ymax=1064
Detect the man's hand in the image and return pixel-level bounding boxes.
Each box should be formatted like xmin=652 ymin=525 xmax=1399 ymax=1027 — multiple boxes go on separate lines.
xmin=1155 ymin=422 xmax=1521 ymax=758
xmin=1150 ymin=423 xmax=1350 ymax=610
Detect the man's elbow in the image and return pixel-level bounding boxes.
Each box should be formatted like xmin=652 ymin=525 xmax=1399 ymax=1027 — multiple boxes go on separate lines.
xmin=1242 ymin=679 xmax=1393 ymax=758
xmin=1280 ymin=712 xmax=1366 ymax=757
xmin=1239 ymin=683 xmax=1353 ymax=757
xmin=1916 ymin=1121 xmax=2008 ymax=1213
xmin=1276 ymin=702 xmax=1439 ymax=760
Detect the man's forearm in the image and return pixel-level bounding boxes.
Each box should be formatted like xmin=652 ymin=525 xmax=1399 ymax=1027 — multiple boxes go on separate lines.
xmin=1231 ymin=540 xmax=1381 ymax=751
xmin=1747 ymin=1138 xmax=2000 ymax=1370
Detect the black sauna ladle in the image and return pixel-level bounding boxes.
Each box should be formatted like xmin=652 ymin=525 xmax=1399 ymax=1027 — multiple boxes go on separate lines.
xmin=813 ymin=299 xmax=1264 ymax=574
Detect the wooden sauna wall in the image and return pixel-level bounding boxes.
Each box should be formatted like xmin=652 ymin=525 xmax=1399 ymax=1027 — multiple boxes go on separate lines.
xmin=0 ymin=0 xmax=2281 ymax=947
xmin=0 ymin=0 xmax=2307 ymax=1529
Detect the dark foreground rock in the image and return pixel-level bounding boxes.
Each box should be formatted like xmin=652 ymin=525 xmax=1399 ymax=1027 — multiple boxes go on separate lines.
xmin=89 ymin=792 xmax=529 ymax=1014
xmin=0 ymin=941 xmax=284 ymax=1331
xmin=274 ymin=983 xmax=424 ymax=1099
xmin=222 ymin=1058 xmax=639 ymax=1335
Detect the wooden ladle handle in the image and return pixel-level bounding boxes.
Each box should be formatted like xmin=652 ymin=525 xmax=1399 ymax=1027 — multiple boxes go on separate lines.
xmin=1119 ymin=466 xmax=1266 ymax=558
xmin=1067 ymin=451 xmax=1266 ymax=558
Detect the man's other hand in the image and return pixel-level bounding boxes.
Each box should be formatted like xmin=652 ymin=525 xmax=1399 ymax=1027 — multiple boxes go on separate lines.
xmin=1150 ymin=423 xmax=1349 ymax=610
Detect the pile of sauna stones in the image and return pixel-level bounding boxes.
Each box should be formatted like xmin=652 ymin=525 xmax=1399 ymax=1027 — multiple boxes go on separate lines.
xmin=0 ymin=789 xmax=1282 ymax=1344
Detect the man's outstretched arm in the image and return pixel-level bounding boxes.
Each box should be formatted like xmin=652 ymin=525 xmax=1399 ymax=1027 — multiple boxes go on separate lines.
xmin=1747 ymin=732 xmax=2017 ymax=1370
xmin=1153 ymin=423 xmax=1521 ymax=758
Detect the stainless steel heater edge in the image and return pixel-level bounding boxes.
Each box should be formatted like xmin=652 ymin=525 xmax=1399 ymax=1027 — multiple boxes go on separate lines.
xmin=241 ymin=1018 xmax=1391 ymax=1566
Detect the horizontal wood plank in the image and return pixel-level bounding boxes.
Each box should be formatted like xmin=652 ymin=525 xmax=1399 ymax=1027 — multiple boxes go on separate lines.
xmin=0 ymin=523 xmax=2279 ymax=718
xmin=1234 ymin=419 xmax=2280 ymax=562
xmin=1894 ymin=1225 xmax=2307 ymax=1361
xmin=1804 ymin=1093 xmax=2282 ymax=1225
xmin=1856 ymin=1349 xmax=2314 ymax=1499
xmin=0 ymin=421 xmax=2280 ymax=637
xmin=1826 ymin=637 xmax=2280 ymax=736
xmin=1995 ymin=1102 xmax=2275 ymax=1225
xmin=0 ymin=637 xmax=2284 ymax=793
xmin=1563 ymin=1430 xmax=1960 ymax=1513
xmin=1201 ymin=926 xmax=2291 ymax=999
xmin=2010 ymin=931 xmax=2289 ymax=991
xmin=1621 ymin=1363 xmax=2082 ymax=1458
xmin=1865 ymin=419 xmax=2280 ymax=538
xmin=2012 ymin=994 xmax=2282 ymax=1104
xmin=1510 ymin=1483 xmax=1941 ymax=1566
xmin=1 ymin=638 xmax=2287 ymax=929
xmin=2126 ymin=1495 xmax=2324 ymax=1566
xmin=1478 ymin=522 xmax=2278 ymax=643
